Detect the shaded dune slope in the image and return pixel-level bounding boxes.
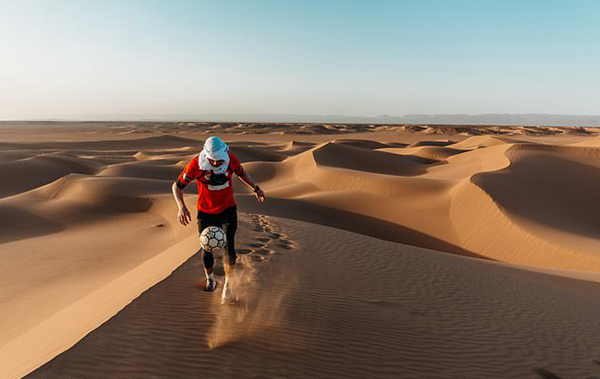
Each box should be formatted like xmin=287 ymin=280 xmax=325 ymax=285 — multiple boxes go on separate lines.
xmin=470 ymin=145 xmax=600 ymax=259
xmin=475 ymin=145 xmax=600 ymax=239
xmin=311 ymin=142 xmax=434 ymax=175
xmin=379 ymin=145 xmax=465 ymax=162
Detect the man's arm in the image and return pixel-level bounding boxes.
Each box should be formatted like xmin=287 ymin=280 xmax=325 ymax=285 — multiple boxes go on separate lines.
xmin=238 ymin=169 xmax=265 ymax=203
xmin=172 ymin=181 xmax=192 ymax=225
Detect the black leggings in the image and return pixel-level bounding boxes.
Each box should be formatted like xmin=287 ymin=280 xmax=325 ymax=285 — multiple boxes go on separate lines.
xmin=197 ymin=205 xmax=238 ymax=267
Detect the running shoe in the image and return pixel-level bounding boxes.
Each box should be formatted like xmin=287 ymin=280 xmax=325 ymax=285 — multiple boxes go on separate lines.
xmin=205 ymin=278 xmax=218 ymax=292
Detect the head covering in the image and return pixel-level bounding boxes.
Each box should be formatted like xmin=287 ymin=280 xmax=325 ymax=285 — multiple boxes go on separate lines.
xmin=199 ymin=136 xmax=230 ymax=174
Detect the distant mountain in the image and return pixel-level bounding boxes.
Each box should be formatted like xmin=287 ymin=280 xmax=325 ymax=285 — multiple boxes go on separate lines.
xmin=134 ymin=113 xmax=600 ymax=127
xmin=380 ymin=114 xmax=600 ymax=127
xmin=147 ymin=113 xmax=600 ymax=126
xmin=5 ymin=113 xmax=600 ymax=127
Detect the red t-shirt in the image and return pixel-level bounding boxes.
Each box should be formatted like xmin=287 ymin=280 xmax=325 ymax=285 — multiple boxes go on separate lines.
xmin=176 ymin=152 xmax=244 ymax=214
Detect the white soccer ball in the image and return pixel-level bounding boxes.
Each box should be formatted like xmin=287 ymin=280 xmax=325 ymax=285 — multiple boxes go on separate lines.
xmin=200 ymin=226 xmax=227 ymax=253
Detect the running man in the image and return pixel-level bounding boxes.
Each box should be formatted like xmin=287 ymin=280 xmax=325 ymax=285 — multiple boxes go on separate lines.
xmin=172 ymin=136 xmax=265 ymax=304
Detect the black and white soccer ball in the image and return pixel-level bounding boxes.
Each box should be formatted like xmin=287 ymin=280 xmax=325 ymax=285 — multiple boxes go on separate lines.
xmin=200 ymin=226 xmax=227 ymax=253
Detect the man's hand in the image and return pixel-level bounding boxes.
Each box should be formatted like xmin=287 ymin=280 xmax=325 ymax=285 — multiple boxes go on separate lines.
xmin=178 ymin=206 xmax=191 ymax=226
xmin=255 ymin=188 xmax=265 ymax=203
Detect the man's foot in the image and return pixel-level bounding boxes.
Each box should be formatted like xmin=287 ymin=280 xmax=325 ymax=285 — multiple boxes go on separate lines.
xmin=205 ymin=278 xmax=218 ymax=292
xmin=220 ymin=286 xmax=237 ymax=305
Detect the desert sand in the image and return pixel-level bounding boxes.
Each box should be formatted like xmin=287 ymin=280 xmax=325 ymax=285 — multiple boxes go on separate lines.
xmin=2 ymin=122 xmax=600 ymax=379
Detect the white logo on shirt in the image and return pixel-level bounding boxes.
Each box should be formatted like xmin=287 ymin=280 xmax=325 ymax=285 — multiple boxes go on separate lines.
xmin=207 ymin=182 xmax=230 ymax=191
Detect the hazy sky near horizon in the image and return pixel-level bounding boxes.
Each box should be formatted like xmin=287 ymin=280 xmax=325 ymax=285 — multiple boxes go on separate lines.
xmin=1 ymin=0 xmax=599 ymax=119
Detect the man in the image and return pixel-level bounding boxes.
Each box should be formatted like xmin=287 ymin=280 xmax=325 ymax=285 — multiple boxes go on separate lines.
xmin=172 ymin=136 xmax=265 ymax=304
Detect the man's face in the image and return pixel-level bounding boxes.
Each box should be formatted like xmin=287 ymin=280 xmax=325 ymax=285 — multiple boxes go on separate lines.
xmin=208 ymin=158 xmax=225 ymax=167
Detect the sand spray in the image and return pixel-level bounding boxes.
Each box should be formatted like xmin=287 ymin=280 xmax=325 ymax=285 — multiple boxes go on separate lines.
xmin=206 ymin=254 xmax=295 ymax=349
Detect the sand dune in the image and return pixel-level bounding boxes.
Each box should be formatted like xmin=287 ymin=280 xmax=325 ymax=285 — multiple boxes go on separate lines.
xmin=379 ymin=145 xmax=464 ymax=162
xmin=471 ymin=144 xmax=600 ymax=259
xmin=280 ymin=140 xmax=316 ymax=152
xmin=3 ymin=122 xmax=600 ymax=379
xmin=23 ymin=216 xmax=600 ymax=379
xmin=448 ymin=135 xmax=511 ymax=149
xmin=330 ymin=138 xmax=392 ymax=149
xmin=221 ymin=144 xmax=287 ymax=162
xmin=0 ymin=155 xmax=99 ymax=198
xmin=97 ymin=162 xmax=183 ymax=180
xmin=569 ymin=135 xmax=600 ymax=147
xmin=311 ymin=142 xmax=433 ymax=175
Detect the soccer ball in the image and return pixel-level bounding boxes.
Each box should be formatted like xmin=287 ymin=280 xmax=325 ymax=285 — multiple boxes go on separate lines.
xmin=200 ymin=226 xmax=227 ymax=253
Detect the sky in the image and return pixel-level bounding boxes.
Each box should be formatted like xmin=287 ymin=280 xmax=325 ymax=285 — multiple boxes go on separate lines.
xmin=1 ymin=0 xmax=599 ymax=120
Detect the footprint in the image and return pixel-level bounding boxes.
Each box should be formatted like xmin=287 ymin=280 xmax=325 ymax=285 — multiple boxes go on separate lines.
xmin=246 ymin=213 xmax=299 ymax=263
xmin=277 ymin=243 xmax=295 ymax=250
xmin=257 ymin=215 xmax=274 ymax=229
xmin=251 ymin=255 xmax=269 ymax=262
xmin=255 ymin=249 xmax=273 ymax=256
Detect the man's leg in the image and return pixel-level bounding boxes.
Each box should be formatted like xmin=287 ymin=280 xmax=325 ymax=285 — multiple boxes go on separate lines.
xmin=203 ymin=250 xmax=217 ymax=291
xmin=222 ymin=256 xmax=234 ymax=298
xmin=221 ymin=207 xmax=238 ymax=303
xmin=198 ymin=211 xmax=218 ymax=291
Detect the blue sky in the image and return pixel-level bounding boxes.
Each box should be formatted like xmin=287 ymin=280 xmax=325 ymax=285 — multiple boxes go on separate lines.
xmin=1 ymin=0 xmax=599 ymax=119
